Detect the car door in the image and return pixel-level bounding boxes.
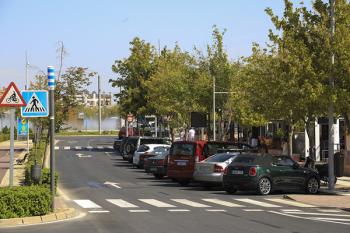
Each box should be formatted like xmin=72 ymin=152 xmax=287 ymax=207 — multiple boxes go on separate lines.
xmin=271 ymin=156 xmax=295 ymax=190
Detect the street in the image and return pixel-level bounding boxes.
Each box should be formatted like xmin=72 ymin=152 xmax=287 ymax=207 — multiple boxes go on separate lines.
xmin=2 ymin=136 xmax=350 ymax=233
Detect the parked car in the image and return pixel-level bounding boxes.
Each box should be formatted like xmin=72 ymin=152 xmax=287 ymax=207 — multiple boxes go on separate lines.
xmin=133 ymin=144 xmax=170 ymax=168
xmin=193 ymin=152 xmax=239 ymax=186
xmin=145 ymin=150 xmax=170 ymax=179
xmin=167 ymin=141 xmax=251 ymax=186
xmin=113 ymin=138 xmax=123 ymax=152
xmin=123 ymin=136 xmax=171 ymax=163
xmin=222 ymin=154 xmax=320 ymax=195
xmin=119 ymin=137 xmax=129 ymax=159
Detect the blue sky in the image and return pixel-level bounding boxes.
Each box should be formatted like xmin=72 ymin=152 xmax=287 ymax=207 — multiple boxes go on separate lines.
xmin=0 ymin=0 xmax=312 ymax=93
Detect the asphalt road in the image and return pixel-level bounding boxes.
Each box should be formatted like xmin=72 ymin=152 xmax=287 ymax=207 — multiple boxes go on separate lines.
xmin=2 ymin=136 xmax=350 ymax=233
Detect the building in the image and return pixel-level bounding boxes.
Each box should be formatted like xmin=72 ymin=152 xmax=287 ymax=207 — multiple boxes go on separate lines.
xmin=75 ymin=90 xmax=115 ymax=107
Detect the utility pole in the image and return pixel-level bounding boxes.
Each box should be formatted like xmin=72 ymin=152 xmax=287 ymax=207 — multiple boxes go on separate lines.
xmin=213 ymin=76 xmax=216 ymax=141
xmin=328 ymin=0 xmax=335 ymax=190
xmin=25 ymin=52 xmax=30 ymax=156
xmin=48 ymin=66 xmax=56 ymax=210
xmin=98 ymin=76 xmax=102 ymax=134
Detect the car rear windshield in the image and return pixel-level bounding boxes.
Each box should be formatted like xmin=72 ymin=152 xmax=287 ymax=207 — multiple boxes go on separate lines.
xmin=154 ymin=146 xmax=170 ymax=153
xmin=206 ymin=143 xmax=249 ymax=155
xmin=205 ymin=153 xmax=236 ymax=162
xmin=232 ymin=156 xmax=257 ymax=165
xmin=140 ymin=138 xmax=170 ymax=145
xmin=171 ymin=143 xmax=195 ymax=156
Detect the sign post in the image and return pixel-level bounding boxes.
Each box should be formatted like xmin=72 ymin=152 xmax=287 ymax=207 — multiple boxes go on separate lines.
xmin=48 ymin=66 xmax=56 ymax=210
xmin=0 ymin=82 xmax=26 ymax=187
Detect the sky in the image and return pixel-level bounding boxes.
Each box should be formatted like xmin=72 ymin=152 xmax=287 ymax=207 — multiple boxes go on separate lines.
xmin=0 ymin=0 xmax=313 ymax=94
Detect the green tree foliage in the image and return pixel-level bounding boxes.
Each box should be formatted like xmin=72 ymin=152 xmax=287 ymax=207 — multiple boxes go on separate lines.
xmin=110 ymin=37 xmax=157 ymax=117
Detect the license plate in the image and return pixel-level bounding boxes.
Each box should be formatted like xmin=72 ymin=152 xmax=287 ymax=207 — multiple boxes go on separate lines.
xmin=231 ymin=170 xmax=243 ymax=175
xmin=177 ymin=161 xmax=187 ymax=166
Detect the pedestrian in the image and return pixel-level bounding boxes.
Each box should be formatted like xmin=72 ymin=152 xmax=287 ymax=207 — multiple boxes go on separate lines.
xmin=281 ymin=139 xmax=288 ymax=156
xmin=188 ymin=128 xmax=195 ymax=141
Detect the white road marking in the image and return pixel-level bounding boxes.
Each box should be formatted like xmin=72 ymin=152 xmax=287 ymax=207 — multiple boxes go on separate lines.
xmin=74 ymin=200 xmax=101 ymax=209
xmin=316 ymin=209 xmax=342 ymax=213
xmin=282 ymin=212 xmax=350 ymax=217
xmin=265 ymin=198 xmax=315 ymax=207
xmin=281 ymin=209 xmax=302 ymax=212
xmin=243 ymin=209 xmax=264 ymax=212
xmin=104 ymin=181 xmax=121 ymax=189
xmin=106 ymin=146 xmax=114 ymax=149
xmin=235 ymin=198 xmax=281 ymax=208
xmin=139 ymin=199 xmax=176 ymax=208
xmin=202 ymin=198 xmax=244 ymax=207
xmin=88 ymin=210 xmax=110 ymax=213
xmin=205 ymin=209 xmax=226 ymax=212
xmin=77 ymin=154 xmax=92 ymax=158
xmin=168 ymin=209 xmax=190 ymax=212
xmin=86 ymin=146 xmax=93 ymax=150
xmin=171 ymin=199 xmax=211 ymax=208
xmin=54 ymin=146 xmax=59 ymax=150
xmin=106 ymin=199 xmax=138 ymax=208
xmin=128 ymin=210 xmax=150 ymax=213
xmin=64 ymin=146 xmax=70 ymax=150
xmin=97 ymin=146 xmax=104 ymax=149
xmin=75 ymin=146 xmax=82 ymax=150
xmin=313 ymin=217 xmax=350 ymax=222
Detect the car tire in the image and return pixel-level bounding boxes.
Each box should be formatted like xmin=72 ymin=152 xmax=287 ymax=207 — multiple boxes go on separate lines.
xmin=179 ymin=179 xmax=190 ymax=186
xmin=257 ymin=177 xmax=272 ymax=195
xmin=305 ymin=177 xmax=319 ymax=194
xmin=224 ymin=186 xmax=237 ymax=194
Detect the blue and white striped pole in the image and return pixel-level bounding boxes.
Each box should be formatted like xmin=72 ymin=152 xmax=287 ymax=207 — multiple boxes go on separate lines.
xmin=48 ymin=66 xmax=56 ymax=210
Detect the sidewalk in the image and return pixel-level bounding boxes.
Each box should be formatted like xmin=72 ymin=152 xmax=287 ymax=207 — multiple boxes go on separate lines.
xmin=287 ymin=176 xmax=350 ymax=210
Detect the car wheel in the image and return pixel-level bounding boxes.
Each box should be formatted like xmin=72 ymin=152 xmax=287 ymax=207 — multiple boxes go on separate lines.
xmin=305 ymin=177 xmax=319 ymax=194
xmin=224 ymin=186 xmax=237 ymax=194
xmin=179 ymin=179 xmax=190 ymax=186
xmin=257 ymin=177 xmax=272 ymax=195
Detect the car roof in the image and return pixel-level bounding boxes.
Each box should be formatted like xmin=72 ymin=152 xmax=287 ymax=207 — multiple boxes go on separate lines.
xmin=142 ymin=144 xmax=171 ymax=147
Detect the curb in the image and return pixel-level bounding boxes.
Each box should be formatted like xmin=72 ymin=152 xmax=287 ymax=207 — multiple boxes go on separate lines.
xmin=0 ymin=208 xmax=77 ymax=227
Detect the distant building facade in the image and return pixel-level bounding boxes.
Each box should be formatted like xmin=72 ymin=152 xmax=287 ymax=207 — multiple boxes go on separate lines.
xmin=75 ymin=90 xmax=115 ymax=107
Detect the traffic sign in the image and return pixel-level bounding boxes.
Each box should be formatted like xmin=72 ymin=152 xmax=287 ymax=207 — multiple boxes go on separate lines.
xmin=0 ymin=82 xmax=26 ymax=107
xmin=21 ymin=90 xmax=49 ymax=117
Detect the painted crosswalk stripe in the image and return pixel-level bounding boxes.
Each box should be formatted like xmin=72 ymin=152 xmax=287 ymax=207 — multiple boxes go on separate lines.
xmin=168 ymin=209 xmax=190 ymax=212
xmin=74 ymin=200 xmax=101 ymax=209
xmin=139 ymin=199 xmax=176 ymax=208
xmin=75 ymin=146 xmax=82 ymax=150
xmin=265 ymin=198 xmax=315 ymax=208
xmin=97 ymin=146 xmax=104 ymax=149
xmin=283 ymin=212 xmax=350 ymax=217
xmin=88 ymin=210 xmax=110 ymax=213
xmin=313 ymin=217 xmax=350 ymax=222
xmin=171 ymin=199 xmax=211 ymax=208
xmin=235 ymin=198 xmax=281 ymax=208
xmin=129 ymin=210 xmax=150 ymax=213
xmin=316 ymin=209 xmax=342 ymax=213
xmin=202 ymin=198 xmax=245 ymax=207
xmin=206 ymin=209 xmax=226 ymax=212
xmin=243 ymin=209 xmax=264 ymax=212
xmin=106 ymin=146 xmax=114 ymax=149
xmin=86 ymin=146 xmax=93 ymax=150
xmin=64 ymin=146 xmax=70 ymax=150
xmin=281 ymin=209 xmax=301 ymax=212
xmin=54 ymin=146 xmax=59 ymax=150
xmin=106 ymin=199 xmax=139 ymax=208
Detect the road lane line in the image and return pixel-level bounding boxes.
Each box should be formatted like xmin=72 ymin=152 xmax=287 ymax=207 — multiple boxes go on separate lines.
xmin=54 ymin=146 xmax=59 ymax=150
xmin=106 ymin=199 xmax=139 ymax=208
xmin=74 ymin=200 xmax=101 ymax=209
xmin=88 ymin=210 xmax=110 ymax=213
xmin=64 ymin=146 xmax=70 ymax=150
xmin=202 ymin=198 xmax=245 ymax=207
xmin=243 ymin=209 xmax=264 ymax=212
xmin=97 ymin=146 xmax=104 ymax=149
xmin=281 ymin=212 xmax=350 ymax=217
xmin=281 ymin=209 xmax=302 ymax=212
xmin=316 ymin=209 xmax=342 ymax=213
xmin=168 ymin=209 xmax=190 ymax=212
xmin=171 ymin=199 xmax=211 ymax=208
xmin=265 ymin=198 xmax=315 ymax=207
xmin=139 ymin=199 xmax=176 ymax=208
xmin=106 ymin=146 xmax=114 ymax=149
xmin=129 ymin=210 xmax=150 ymax=213
xmin=235 ymin=198 xmax=281 ymax=208
xmin=86 ymin=146 xmax=93 ymax=150
xmin=75 ymin=146 xmax=82 ymax=150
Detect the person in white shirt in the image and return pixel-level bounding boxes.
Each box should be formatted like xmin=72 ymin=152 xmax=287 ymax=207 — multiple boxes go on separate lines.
xmin=188 ymin=128 xmax=195 ymax=141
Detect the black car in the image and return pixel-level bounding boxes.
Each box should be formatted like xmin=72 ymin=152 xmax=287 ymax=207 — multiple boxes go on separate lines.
xmin=223 ymin=154 xmax=320 ymax=195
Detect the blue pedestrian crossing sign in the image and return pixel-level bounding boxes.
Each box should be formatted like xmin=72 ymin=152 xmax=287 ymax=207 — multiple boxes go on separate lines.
xmin=21 ymin=91 xmax=49 ymax=117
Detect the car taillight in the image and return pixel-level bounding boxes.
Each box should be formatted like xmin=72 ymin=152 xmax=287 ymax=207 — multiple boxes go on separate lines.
xmin=223 ymin=167 xmax=229 ymax=175
xmin=214 ymin=164 xmax=224 ymax=173
xmin=249 ymin=167 xmax=257 ymax=176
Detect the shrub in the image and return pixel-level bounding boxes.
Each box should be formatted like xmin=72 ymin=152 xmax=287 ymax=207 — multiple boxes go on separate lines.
xmin=25 ymin=167 xmax=58 ymax=191
xmin=0 ymin=186 xmax=52 ymax=219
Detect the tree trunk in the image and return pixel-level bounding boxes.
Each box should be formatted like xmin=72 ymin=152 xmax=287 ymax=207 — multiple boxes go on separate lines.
xmin=288 ymin=124 xmax=294 ymax=157
xmin=305 ymin=117 xmax=316 ymax=160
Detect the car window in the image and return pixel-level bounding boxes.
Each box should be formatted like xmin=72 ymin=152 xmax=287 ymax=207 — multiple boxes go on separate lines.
xmin=137 ymin=145 xmax=149 ymax=152
xmin=154 ymin=146 xmax=170 ymax=153
xmin=171 ymin=143 xmax=195 ymax=156
xmin=273 ymin=157 xmax=295 ymax=166
xmin=205 ymin=153 xmax=236 ymax=162
xmin=140 ymin=138 xmax=170 ymax=145
xmin=232 ymin=156 xmax=256 ymax=164
xmin=206 ymin=143 xmax=251 ymax=155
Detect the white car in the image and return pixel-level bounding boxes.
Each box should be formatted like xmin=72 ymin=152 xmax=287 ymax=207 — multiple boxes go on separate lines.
xmin=133 ymin=144 xmax=171 ymax=168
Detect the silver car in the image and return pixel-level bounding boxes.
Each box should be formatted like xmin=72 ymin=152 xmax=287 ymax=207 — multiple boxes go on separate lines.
xmin=193 ymin=152 xmax=239 ymax=185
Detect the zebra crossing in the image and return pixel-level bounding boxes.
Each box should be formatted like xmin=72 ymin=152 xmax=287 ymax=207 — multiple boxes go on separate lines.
xmin=72 ymin=197 xmax=350 ymax=224
xmin=55 ymin=145 xmax=114 ymax=151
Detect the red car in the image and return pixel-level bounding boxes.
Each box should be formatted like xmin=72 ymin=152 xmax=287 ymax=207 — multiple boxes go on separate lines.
xmin=167 ymin=140 xmax=252 ymax=185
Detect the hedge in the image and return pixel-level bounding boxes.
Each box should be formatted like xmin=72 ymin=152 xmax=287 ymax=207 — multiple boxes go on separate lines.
xmin=25 ymin=167 xmax=58 ymax=191
xmin=0 ymin=186 xmax=51 ymax=219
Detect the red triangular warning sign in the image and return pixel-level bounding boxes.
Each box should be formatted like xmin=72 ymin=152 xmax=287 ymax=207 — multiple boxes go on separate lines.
xmin=0 ymin=82 xmax=26 ymax=107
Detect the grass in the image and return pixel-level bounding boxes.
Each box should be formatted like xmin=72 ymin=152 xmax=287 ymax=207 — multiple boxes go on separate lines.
xmin=57 ymin=130 xmax=118 ymax=136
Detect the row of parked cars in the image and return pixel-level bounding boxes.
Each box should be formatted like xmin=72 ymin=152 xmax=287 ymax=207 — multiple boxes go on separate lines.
xmin=114 ymin=136 xmax=321 ymax=195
